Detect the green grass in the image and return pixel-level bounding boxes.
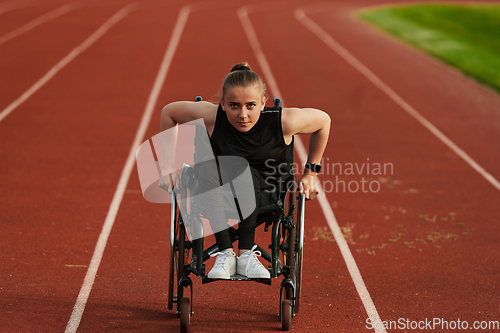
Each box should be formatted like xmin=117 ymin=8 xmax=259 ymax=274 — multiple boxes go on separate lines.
xmin=358 ymin=4 xmax=500 ymax=93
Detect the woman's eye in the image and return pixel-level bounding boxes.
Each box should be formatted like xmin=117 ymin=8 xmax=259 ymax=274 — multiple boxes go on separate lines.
xmin=247 ymin=104 xmax=256 ymax=109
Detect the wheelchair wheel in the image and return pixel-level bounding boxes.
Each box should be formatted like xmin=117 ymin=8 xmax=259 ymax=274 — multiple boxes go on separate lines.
xmin=180 ymin=297 xmax=191 ymax=332
xmin=168 ymin=190 xmax=190 ymax=316
xmin=168 ymin=191 xmax=178 ymax=311
xmin=293 ymin=194 xmax=305 ymax=314
xmin=176 ymin=211 xmax=189 ymax=315
xmin=279 ymin=180 xmax=297 ymax=330
xmin=167 ymin=237 xmax=177 ymax=311
xmin=281 ymin=299 xmax=292 ymax=331
xmin=282 ymin=179 xmax=297 ymax=280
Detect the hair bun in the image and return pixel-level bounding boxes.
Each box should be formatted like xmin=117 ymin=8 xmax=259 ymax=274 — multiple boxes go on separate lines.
xmin=230 ymin=63 xmax=252 ymax=72
xmin=222 ymin=62 xmax=265 ymax=101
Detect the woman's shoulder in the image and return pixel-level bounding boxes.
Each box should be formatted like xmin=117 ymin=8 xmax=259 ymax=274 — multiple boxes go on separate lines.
xmin=281 ymin=107 xmax=302 ymax=136
xmin=162 ymin=100 xmax=218 ymax=127
xmin=281 ymin=107 xmax=330 ymax=136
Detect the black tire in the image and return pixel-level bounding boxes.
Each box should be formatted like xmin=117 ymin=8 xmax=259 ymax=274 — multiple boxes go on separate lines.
xmin=176 ymin=214 xmax=186 ymax=316
xmin=281 ymin=300 xmax=292 ymax=331
xmin=168 ymin=192 xmax=179 ymax=311
xmin=283 ymin=180 xmax=297 ymax=280
xmin=167 ymin=190 xmax=188 ymax=317
xmin=180 ymin=297 xmax=191 ymax=333
xmin=176 ymin=176 xmax=193 ymax=316
xmin=289 ymin=186 xmax=297 ymax=281
xmin=167 ymin=241 xmax=176 ymax=311
xmin=294 ymin=194 xmax=305 ymax=314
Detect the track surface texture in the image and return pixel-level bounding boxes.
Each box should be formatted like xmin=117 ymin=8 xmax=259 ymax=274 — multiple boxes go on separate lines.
xmin=1 ymin=0 xmax=499 ymax=332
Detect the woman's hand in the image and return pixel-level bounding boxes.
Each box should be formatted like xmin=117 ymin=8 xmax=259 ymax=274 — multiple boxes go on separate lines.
xmin=298 ymin=173 xmax=320 ymax=200
xmin=158 ymin=172 xmax=180 ymax=193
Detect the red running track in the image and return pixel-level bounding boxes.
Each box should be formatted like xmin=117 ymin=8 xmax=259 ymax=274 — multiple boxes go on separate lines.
xmin=1 ymin=0 xmax=499 ymax=332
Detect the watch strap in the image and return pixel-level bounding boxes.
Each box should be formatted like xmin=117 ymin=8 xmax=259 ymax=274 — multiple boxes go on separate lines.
xmin=305 ymin=162 xmax=321 ymax=173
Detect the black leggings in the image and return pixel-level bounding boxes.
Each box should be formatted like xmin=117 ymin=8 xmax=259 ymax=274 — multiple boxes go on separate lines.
xmin=197 ymin=158 xmax=268 ymax=251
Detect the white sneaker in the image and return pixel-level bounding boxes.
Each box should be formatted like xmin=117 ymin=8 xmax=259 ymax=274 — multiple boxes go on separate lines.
xmin=207 ymin=249 xmax=236 ymax=279
xmin=237 ymin=245 xmax=270 ymax=279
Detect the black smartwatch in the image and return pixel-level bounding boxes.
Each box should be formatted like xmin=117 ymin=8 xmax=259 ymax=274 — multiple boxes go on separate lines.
xmin=305 ymin=162 xmax=322 ymax=173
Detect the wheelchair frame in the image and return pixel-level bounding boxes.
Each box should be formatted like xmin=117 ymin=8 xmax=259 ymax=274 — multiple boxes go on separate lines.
xmin=167 ymin=97 xmax=305 ymax=332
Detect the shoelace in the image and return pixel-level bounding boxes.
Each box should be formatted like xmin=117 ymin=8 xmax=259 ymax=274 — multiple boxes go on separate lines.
xmin=210 ymin=250 xmax=235 ymax=269
xmin=246 ymin=245 xmax=265 ymax=271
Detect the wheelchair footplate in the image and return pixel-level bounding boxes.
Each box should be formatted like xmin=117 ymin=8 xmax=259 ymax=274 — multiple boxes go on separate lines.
xmin=202 ymin=274 xmax=272 ymax=285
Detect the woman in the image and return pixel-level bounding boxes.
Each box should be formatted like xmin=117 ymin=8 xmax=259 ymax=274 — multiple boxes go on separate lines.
xmin=159 ymin=63 xmax=330 ymax=280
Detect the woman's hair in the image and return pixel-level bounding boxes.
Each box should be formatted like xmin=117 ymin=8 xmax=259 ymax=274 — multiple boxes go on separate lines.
xmin=221 ymin=62 xmax=266 ymax=101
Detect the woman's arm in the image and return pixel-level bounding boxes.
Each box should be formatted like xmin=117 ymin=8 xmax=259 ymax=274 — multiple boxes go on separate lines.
xmin=160 ymin=101 xmax=217 ymax=132
xmin=282 ymin=107 xmax=331 ymax=199
xmin=158 ymin=101 xmax=217 ymax=191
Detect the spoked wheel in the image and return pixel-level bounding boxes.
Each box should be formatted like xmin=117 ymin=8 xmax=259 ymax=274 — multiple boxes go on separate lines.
xmin=176 ymin=212 xmax=188 ymax=316
xmin=293 ymin=194 xmax=305 ymax=314
xmin=281 ymin=299 xmax=292 ymax=331
xmin=279 ymin=180 xmax=298 ymax=331
xmin=168 ymin=189 xmax=189 ymax=317
xmin=167 ymin=241 xmax=177 ymax=311
xmin=180 ymin=297 xmax=191 ymax=333
xmin=168 ymin=191 xmax=179 ymax=311
xmin=282 ymin=179 xmax=297 ymax=280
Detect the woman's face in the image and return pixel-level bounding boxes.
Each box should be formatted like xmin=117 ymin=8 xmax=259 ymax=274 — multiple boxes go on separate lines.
xmin=222 ymin=84 xmax=266 ymax=132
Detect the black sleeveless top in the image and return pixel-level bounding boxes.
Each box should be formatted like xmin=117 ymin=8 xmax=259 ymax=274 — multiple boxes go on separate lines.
xmin=210 ymin=104 xmax=294 ymax=184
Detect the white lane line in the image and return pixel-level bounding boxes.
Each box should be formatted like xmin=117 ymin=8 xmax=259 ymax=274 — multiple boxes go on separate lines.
xmin=63 ymin=5 xmax=191 ymax=333
xmin=238 ymin=6 xmax=386 ymax=333
xmin=295 ymin=6 xmax=500 ymax=193
xmin=0 ymin=3 xmax=17 ymax=15
xmin=0 ymin=2 xmax=77 ymax=46
xmin=0 ymin=0 xmax=28 ymax=16
xmin=0 ymin=4 xmax=134 ymax=124
xmin=236 ymin=7 xmax=281 ymax=106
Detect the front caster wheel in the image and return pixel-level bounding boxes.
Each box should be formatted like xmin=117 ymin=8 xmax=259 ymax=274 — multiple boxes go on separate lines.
xmin=281 ymin=299 xmax=292 ymax=331
xmin=180 ymin=297 xmax=191 ymax=333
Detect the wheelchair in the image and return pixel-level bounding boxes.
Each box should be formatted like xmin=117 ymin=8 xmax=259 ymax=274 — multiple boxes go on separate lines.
xmin=167 ymin=97 xmax=305 ymax=332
